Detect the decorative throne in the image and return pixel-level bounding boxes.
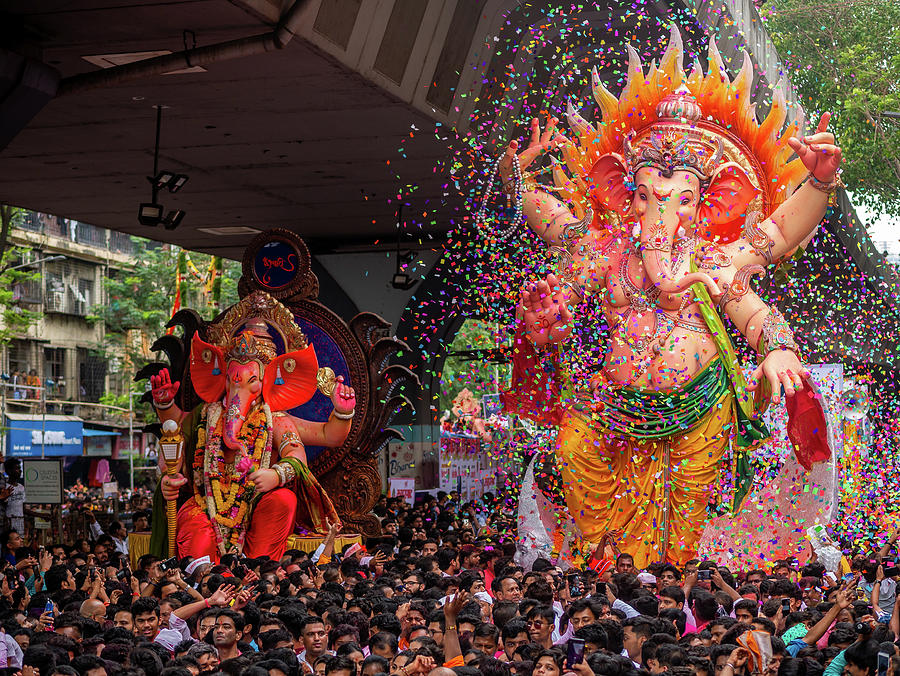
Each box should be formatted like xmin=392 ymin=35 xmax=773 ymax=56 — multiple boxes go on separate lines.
xmin=136 ymin=228 xmax=418 ymax=536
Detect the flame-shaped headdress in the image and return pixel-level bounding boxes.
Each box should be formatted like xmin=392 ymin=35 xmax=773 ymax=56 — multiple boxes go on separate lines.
xmin=552 ymin=26 xmax=807 ymax=242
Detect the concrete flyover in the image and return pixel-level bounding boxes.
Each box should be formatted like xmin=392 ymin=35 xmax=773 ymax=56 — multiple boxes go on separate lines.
xmin=0 ymin=0 xmax=896 ymax=432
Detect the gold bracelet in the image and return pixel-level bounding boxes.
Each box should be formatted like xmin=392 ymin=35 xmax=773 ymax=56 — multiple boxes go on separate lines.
xmin=275 ymin=461 xmax=296 ymax=485
xmin=271 ymin=464 xmax=287 ymax=486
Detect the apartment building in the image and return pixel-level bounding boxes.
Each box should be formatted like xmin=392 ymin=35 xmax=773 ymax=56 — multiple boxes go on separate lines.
xmin=4 ymin=211 xmax=135 ymax=411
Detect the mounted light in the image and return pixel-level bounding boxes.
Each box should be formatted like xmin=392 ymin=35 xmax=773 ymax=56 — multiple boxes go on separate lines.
xmin=138 ymin=202 xmax=164 ymax=226
xmin=391 ymin=272 xmax=416 ymax=290
xmin=169 ymin=174 xmax=189 ymax=192
xmin=150 ymin=171 xmax=175 ymax=190
xmin=148 ymin=171 xmax=189 ymax=193
xmin=162 ymin=209 xmax=186 ymax=230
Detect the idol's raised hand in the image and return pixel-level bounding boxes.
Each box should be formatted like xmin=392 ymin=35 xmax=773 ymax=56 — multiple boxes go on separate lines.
xmin=498 ymin=114 xmax=567 ymax=184
xmin=787 ymin=112 xmax=842 ymax=182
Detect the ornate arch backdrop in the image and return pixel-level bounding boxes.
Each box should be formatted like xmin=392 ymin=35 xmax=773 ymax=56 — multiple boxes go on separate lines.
xmin=137 ymin=228 xmax=419 ymax=535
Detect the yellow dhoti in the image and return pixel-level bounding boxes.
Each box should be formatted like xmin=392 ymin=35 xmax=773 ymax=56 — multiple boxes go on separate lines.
xmin=556 ymin=359 xmax=741 ymax=568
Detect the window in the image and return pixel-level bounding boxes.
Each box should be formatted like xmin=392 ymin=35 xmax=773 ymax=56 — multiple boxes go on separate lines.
xmin=78 ymin=349 xmax=107 ymax=403
xmin=44 ymin=347 xmax=67 ymax=399
xmin=75 ymin=278 xmax=93 ymax=315
xmin=8 ymin=340 xmax=30 ymax=375
xmin=45 ymin=273 xmax=66 ymax=313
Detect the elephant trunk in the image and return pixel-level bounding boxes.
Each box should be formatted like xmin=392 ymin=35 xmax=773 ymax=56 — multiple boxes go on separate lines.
xmin=222 ymin=390 xmax=256 ymax=452
xmin=639 ymin=215 xmax=720 ymax=296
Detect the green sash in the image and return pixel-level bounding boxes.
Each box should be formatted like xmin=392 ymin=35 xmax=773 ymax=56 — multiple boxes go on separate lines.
xmin=689 ymin=256 xmax=769 ymax=510
xmin=586 ymin=359 xmax=729 ymax=439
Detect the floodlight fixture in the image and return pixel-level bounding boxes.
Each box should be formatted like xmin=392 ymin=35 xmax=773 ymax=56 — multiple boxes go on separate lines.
xmin=169 ymin=174 xmax=189 ymax=192
xmin=150 ymin=171 xmax=175 ymax=190
xmin=162 ymin=209 xmax=186 ymax=230
xmin=391 ymin=272 xmax=417 ymax=290
xmin=138 ymin=202 xmax=164 ymax=227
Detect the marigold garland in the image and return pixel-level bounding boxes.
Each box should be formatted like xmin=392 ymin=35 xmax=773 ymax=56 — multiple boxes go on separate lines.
xmin=192 ymin=401 xmax=273 ymax=554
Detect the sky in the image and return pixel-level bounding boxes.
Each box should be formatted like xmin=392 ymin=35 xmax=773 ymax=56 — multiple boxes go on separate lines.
xmin=849 ymin=195 xmax=899 ymax=253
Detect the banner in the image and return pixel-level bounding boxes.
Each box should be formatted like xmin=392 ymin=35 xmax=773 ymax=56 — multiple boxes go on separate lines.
xmin=389 ymin=478 xmax=415 ymax=505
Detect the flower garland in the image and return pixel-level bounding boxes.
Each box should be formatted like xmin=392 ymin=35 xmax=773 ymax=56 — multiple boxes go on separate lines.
xmin=192 ymin=401 xmax=272 ymax=554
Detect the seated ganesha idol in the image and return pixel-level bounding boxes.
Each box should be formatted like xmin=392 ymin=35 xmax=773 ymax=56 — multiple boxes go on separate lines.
xmin=150 ymin=292 xmax=356 ymax=560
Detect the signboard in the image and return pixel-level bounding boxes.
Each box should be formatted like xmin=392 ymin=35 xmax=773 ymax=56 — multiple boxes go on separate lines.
xmin=389 ymin=478 xmax=415 ymax=505
xmin=22 ymin=459 xmax=64 ymax=504
xmin=84 ymin=429 xmax=118 ymax=457
xmin=6 ymin=414 xmax=83 ymax=457
xmin=102 ymin=481 xmax=119 ymax=497
xmin=388 ymin=442 xmax=420 ymax=479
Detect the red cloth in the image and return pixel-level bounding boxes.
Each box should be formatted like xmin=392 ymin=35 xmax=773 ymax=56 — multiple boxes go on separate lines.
xmin=499 ymin=328 xmax=565 ymax=426
xmin=785 ymin=384 xmax=831 ymax=471
xmin=176 ymin=488 xmax=298 ymax=562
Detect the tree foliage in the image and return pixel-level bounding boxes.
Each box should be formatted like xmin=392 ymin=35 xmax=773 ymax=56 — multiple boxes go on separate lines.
xmin=762 ymin=0 xmax=900 ymax=217
xmin=0 ymin=206 xmax=43 ymax=349
xmin=437 ymin=319 xmax=509 ymax=414
xmin=91 ymin=237 xmax=241 ymax=370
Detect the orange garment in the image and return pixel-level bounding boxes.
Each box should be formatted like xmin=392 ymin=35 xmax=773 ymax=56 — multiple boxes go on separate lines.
xmin=555 ymin=389 xmax=733 ymax=568
xmin=176 ymin=488 xmax=298 ymax=562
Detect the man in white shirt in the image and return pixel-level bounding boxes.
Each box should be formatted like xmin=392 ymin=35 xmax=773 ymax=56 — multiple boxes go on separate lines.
xmin=88 ymin=517 xmax=129 ymax=556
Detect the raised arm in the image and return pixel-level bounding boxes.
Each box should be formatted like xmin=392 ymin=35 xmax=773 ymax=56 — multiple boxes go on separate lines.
xmin=803 ymin=586 xmax=853 ymax=647
xmin=732 ymin=113 xmax=842 ymax=269
xmin=878 ymin=529 xmax=899 ymax=560
xmin=497 ymin=116 xmax=584 ymax=246
xmin=150 ymin=369 xmax=186 ymax=433
xmin=290 ymin=376 xmax=356 ymax=447
xmin=716 ymin=272 xmax=806 ymax=404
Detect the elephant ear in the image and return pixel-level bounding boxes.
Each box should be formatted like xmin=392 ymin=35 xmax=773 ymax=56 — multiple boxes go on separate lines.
xmin=189 ymin=333 xmax=226 ymax=403
xmin=262 ymin=345 xmax=319 ymax=412
xmin=697 ymin=162 xmax=760 ymax=243
xmin=587 ymin=153 xmax=633 ymax=216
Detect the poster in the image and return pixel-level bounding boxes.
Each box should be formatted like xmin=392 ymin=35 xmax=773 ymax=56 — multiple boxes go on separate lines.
xmin=389 ymin=478 xmax=415 ymax=505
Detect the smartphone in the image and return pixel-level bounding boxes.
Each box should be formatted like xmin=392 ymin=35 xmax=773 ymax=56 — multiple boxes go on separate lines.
xmin=596 ymin=581 xmax=606 ymax=596
xmin=698 ymin=569 xmax=712 ymax=581
xmin=116 ymin=568 xmax=131 ymax=582
xmin=884 ymin=563 xmax=900 ymax=578
xmin=567 ymin=573 xmax=583 ymax=596
xmin=781 ymin=599 xmax=791 ymax=614
xmin=566 ymin=638 xmax=586 ymax=669
xmin=878 ymin=651 xmax=890 ymax=676
xmin=44 ymin=599 xmax=54 ymax=631
xmin=158 ymin=557 xmax=178 ymax=572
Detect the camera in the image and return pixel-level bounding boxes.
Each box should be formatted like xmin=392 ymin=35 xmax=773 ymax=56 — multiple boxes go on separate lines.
xmin=158 ymin=557 xmax=179 ymax=572
xmin=116 ymin=568 xmax=131 ymax=582
xmin=697 ymin=569 xmax=712 ymax=581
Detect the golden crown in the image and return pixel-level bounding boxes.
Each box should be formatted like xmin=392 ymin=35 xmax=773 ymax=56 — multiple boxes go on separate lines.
xmin=208 ymin=291 xmax=309 ymax=364
xmin=623 ymin=88 xmax=725 ymax=184
xmin=224 ymin=327 xmax=278 ymax=365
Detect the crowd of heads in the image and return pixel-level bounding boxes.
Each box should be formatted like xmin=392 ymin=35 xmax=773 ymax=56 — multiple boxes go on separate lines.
xmin=0 ymin=492 xmax=896 ymax=676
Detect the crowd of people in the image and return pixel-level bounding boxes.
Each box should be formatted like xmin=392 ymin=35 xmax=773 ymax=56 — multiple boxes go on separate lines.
xmin=0 ymin=490 xmax=896 ymax=676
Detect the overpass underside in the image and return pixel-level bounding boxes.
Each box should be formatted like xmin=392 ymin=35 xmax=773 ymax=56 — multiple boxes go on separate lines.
xmin=1 ymin=0 xmax=898 ymax=372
